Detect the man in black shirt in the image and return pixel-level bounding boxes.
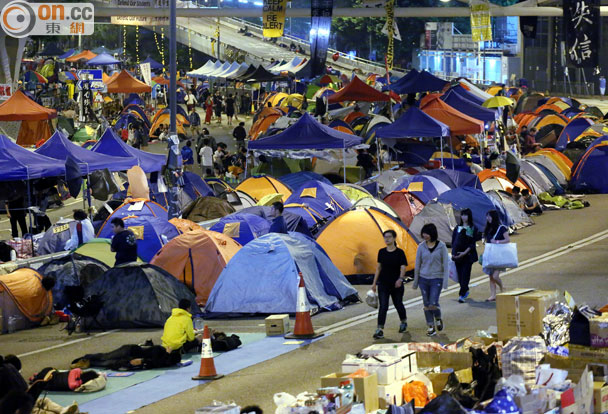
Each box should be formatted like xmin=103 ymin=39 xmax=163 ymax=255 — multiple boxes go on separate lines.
xmin=356 ymin=149 xmax=375 ymax=178
xmin=232 ymin=122 xmax=247 ymax=143
xmin=110 ymin=218 xmax=138 ymax=266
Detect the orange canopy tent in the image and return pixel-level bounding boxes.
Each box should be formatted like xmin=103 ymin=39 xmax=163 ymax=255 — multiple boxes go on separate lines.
xmin=328 ymin=76 xmax=390 ymax=104
xmin=106 ymin=70 xmax=152 ymax=94
xmin=0 ymin=90 xmax=57 ymax=121
xmin=66 ymin=50 xmax=97 ymax=63
xmin=152 ymin=76 xmax=186 ymax=89
xmin=421 ymin=95 xmax=484 ymax=135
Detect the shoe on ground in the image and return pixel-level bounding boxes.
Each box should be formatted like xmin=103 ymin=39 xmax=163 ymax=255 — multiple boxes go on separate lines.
xmin=435 ymin=318 xmax=444 ymax=332
xmin=399 ymin=322 xmax=408 ymax=333
xmin=139 ymin=339 xmax=154 ymax=347
xmin=426 ymin=327 xmax=437 ymax=337
xmin=458 ymin=296 xmax=466 ymax=303
xmin=373 ymin=329 xmax=384 ymax=339
xmin=70 ymin=358 xmax=90 ymax=370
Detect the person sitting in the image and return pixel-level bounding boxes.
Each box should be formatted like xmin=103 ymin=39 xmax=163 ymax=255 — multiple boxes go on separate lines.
xmin=109 ymin=218 xmax=138 ymax=266
xmin=511 ymin=186 xmax=523 ymax=208
xmin=521 ymin=189 xmax=542 ymax=215
xmin=64 ymin=209 xmax=95 ymax=251
xmin=356 ymin=149 xmax=375 ymax=178
xmin=0 ymin=241 xmax=16 ymax=263
xmin=464 ymin=153 xmax=483 ymax=174
xmin=524 ymin=128 xmax=541 ymax=154
xmin=71 ymin=344 xmax=181 ymax=371
xmin=161 ymin=299 xmax=200 ymax=354
xmin=268 ymin=202 xmax=288 ymax=234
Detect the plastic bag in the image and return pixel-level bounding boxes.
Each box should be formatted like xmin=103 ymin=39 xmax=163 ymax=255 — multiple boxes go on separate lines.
xmin=273 ymin=392 xmax=296 ymax=414
xmin=402 ymin=381 xmax=433 ymax=408
xmin=494 ymin=375 xmax=526 ymax=398
xmin=365 ymin=290 xmax=378 ymax=309
xmin=535 ymin=364 xmax=569 ymax=390
xmin=347 ymin=369 xmax=370 ymax=378
xmin=448 ymin=260 xmax=459 ymax=283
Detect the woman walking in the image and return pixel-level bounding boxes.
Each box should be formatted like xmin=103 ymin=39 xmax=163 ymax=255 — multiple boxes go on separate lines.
xmin=371 ymin=229 xmax=408 ymax=339
xmin=483 ymin=210 xmax=509 ymax=302
xmin=413 ymin=223 xmax=449 ymax=336
xmin=214 ymin=93 xmax=223 ymax=125
xmin=225 ymin=94 xmax=235 ymax=126
xmin=451 ymin=208 xmax=480 ymax=303
xmin=204 ymin=96 xmax=213 ymax=125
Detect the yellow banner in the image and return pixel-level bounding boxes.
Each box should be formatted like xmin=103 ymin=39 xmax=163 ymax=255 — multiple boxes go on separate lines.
xmin=470 ymin=0 xmax=492 ymax=42
xmin=263 ymin=0 xmax=288 ymax=38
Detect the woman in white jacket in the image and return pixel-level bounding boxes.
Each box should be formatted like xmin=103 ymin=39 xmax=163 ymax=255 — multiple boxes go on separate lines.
xmin=413 ymin=223 xmax=450 ymax=336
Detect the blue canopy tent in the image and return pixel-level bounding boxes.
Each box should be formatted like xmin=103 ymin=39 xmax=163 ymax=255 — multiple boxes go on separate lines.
xmin=40 ymin=43 xmax=65 ymax=57
xmin=36 ymin=131 xmax=137 ymax=174
xmin=92 ymin=128 xmax=165 ymax=173
xmin=385 ymin=69 xmax=419 ymax=94
xmin=142 ymin=56 xmax=164 ymax=71
xmin=0 ymin=135 xmax=66 ymax=181
xmin=441 ymin=89 xmax=497 ymax=123
xmin=388 ymin=70 xmax=448 ymax=95
xmin=58 ymin=49 xmax=77 ymax=60
xmin=86 ymin=53 xmax=121 ymax=66
xmin=248 ymin=112 xmax=363 ymax=183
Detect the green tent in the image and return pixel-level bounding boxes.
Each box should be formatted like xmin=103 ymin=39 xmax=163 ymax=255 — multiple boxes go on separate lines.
xmin=72 ymin=126 xmax=97 ymax=143
xmin=73 ymin=238 xmax=143 ymax=267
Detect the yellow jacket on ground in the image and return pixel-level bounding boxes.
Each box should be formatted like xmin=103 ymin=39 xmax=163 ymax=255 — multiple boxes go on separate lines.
xmin=161 ymin=308 xmax=195 ymax=351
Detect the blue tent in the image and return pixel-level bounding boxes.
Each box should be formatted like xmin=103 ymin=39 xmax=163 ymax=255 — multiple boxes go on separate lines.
xmin=570 ymin=136 xmax=608 ymax=193
xmin=142 ymin=56 xmax=164 ymax=71
xmin=391 ymin=175 xmax=451 ymax=204
xmin=391 ymin=140 xmax=436 ymax=166
xmin=92 ymin=128 xmax=165 ymax=173
xmin=248 ymin=112 xmax=363 ymax=150
xmin=436 ymin=187 xmax=513 ymax=230
xmin=58 ymin=49 xmax=77 ymax=59
xmin=384 ymin=69 xmax=419 ymax=93
xmin=36 ymin=131 xmax=136 ymax=174
xmin=210 ymin=212 xmax=270 ymax=245
xmin=182 ymin=172 xmax=214 ymax=200
xmin=204 ymin=232 xmax=358 ymax=316
xmin=450 ymin=85 xmax=485 ymax=106
xmin=86 ymin=53 xmax=121 ymax=66
xmin=0 ymin=135 xmax=65 ymax=180
xmin=98 ymin=214 xmax=179 ymax=262
xmin=239 ymin=206 xmax=312 ymax=237
xmin=441 ymin=89 xmax=497 ymax=123
xmin=376 ymin=107 xmax=450 ymax=139
xmin=40 ymin=43 xmax=65 ymax=57
xmin=388 ymin=70 xmax=448 ymax=95
xmin=280 ymin=171 xmax=332 ymax=191
xmin=122 ymin=104 xmax=150 ymax=127
xmin=555 ymin=118 xmax=594 ymax=151
xmin=418 ymin=169 xmax=482 ymax=190
xmin=284 ymin=180 xmax=352 ymax=229
xmin=123 ymin=93 xmax=145 ymax=107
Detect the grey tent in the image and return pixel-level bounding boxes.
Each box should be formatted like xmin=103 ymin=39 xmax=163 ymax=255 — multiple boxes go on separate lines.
xmin=409 ymin=201 xmax=458 ymax=246
xmin=527 ymin=155 xmax=568 ymax=186
xmin=182 ymin=196 xmax=236 ymax=222
xmin=520 ymin=160 xmax=556 ymax=195
xmin=84 ymin=263 xmax=198 ymax=328
xmin=37 ymin=219 xmax=75 ymax=255
xmin=486 ymin=190 xmax=534 ymax=230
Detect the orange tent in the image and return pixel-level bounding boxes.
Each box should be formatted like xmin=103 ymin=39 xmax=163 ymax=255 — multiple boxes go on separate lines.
xmin=249 ymin=108 xmax=283 ymax=140
xmin=66 ymin=50 xmax=97 ymax=63
xmin=327 ymin=76 xmax=390 ymax=104
xmin=169 ymin=218 xmax=202 ymax=233
xmin=152 ymin=76 xmax=186 ymax=89
xmin=150 ymin=229 xmax=241 ymax=305
xmin=0 ymin=268 xmax=52 ymax=327
xmin=17 ymin=120 xmax=52 ymax=146
xmin=106 ymin=70 xmax=152 ymax=94
xmin=478 ymin=169 xmax=531 ymax=193
xmin=534 ymin=148 xmax=573 ymax=168
xmin=0 ymin=90 xmax=57 ymax=121
xmin=344 ymin=111 xmax=366 ymax=124
xmin=383 ymin=191 xmax=424 ymax=227
xmin=421 ymin=95 xmax=484 ymax=135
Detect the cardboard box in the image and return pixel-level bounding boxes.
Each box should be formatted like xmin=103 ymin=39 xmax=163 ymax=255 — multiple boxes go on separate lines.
xmin=364 ymin=356 xmax=401 ymax=385
xmin=378 ymin=380 xmax=405 ymax=409
xmin=593 ymin=381 xmax=608 ymax=414
xmin=321 ymin=373 xmax=379 ymax=413
xmin=591 ymin=314 xmax=608 ymax=348
xmin=425 ymin=368 xmax=473 ymax=394
xmin=496 ymin=289 xmax=560 ymax=340
xmin=265 ymin=314 xmax=289 ymax=336
xmin=362 ymin=343 xmax=410 ymax=358
xmin=569 ymin=345 xmax=608 ymax=364
xmin=416 ymin=351 xmax=472 ymax=370
xmin=399 ymin=352 xmax=418 ymax=378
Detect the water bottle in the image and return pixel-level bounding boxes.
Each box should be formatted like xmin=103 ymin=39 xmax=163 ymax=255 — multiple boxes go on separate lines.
xmin=193 ymin=317 xmax=204 ymax=331
xmin=8 ymin=316 xmax=18 ymax=334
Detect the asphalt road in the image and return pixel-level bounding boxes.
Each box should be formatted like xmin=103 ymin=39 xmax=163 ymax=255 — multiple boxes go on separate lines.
xmin=2 ymin=194 xmax=607 ymax=413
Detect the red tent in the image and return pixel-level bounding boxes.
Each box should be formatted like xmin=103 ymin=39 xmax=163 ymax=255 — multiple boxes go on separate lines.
xmin=328 ymin=76 xmax=390 ymax=104
xmin=421 ymin=95 xmax=484 ymax=135
xmin=106 ymin=70 xmax=152 ymax=94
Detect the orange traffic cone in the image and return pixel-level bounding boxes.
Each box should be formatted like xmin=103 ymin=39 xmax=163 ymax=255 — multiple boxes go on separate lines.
xmin=285 ymin=272 xmax=323 ymax=339
xmin=192 ymin=325 xmax=224 ymax=380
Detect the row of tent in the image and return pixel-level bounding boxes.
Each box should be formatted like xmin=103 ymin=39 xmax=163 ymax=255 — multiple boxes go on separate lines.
xmin=187 ymin=60 xmax=286 ymax=82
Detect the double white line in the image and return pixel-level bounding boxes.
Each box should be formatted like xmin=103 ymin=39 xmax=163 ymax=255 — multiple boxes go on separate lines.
xmin=317 ymin=228 xmax=608 ymax=335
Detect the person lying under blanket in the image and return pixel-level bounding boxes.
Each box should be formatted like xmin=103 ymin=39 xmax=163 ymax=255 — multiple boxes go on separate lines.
xmin=29 ymin=368 xmax=106 ymax=393
xmin=70 ymin=344 xmax=181 ymax=371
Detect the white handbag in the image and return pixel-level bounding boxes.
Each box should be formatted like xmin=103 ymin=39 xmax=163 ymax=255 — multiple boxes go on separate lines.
xmin=483 ymin=241 xmax=518 ymax=268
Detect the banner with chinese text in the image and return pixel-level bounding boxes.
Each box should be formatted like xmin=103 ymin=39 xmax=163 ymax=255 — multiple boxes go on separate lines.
xmin=470 ymin=0 xmax=492 ymax=42
xmin=263 ymin=0 xmax=288 ymax=38
xmin=310 ymin=0 xmax=333 ymax=77
xmin=564 ymin=0 xmax=599 ymax=68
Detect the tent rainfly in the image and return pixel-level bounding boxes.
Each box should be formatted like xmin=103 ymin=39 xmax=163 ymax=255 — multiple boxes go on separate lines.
xmin=328 ymin=76 xmax=390 ymax=104
xmin=106 ymin=70 xmax=152 ymax=93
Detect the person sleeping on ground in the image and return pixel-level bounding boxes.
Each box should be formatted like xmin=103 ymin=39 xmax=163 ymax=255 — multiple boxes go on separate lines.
xmin=70 ymin=344 xmax=182 ymax=371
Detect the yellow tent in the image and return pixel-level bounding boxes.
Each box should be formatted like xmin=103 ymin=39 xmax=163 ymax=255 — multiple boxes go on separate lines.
xmin=257 ymin=193 xmax=284 ymax=206
xmin=526 ymin=150 xmax=572 ymax=180
xmin=0 ymin=268 xmax=52 ymax=328
xmin=334 ymin=184 xmax=371 ymax=202
xmin=316 ymin=208 xmax=418 ymax=277
xmin=235 ymin=176 xmax=292 ymax=202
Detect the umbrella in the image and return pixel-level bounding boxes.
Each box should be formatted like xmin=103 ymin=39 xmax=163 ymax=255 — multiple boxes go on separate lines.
xmin=505 ymin=151 xmax=520 ymax=184
xmin=24 ymin=71 xmax=48 ymax=84
xmin=58 ymin=71 xmax=79 ymax=82
xmin=482 ymin=96 xmax=514 ymax=108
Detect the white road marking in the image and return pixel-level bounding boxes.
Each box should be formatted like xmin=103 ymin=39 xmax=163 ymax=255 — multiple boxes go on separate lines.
xmin=17 ymin=329 xmax=120 ymax=358
xmin=318 ymin=228 xmax=608 ymax=335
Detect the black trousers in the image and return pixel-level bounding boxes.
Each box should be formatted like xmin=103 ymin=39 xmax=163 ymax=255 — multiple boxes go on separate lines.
xmin=377 ymin=284 xmax=406 ymax=327
xmin=525 ymin=205 xmax=542 ymax=215
xmin=455 ymin=260 xmax=474 ymax=297
xmin=9 ymin=213 xmax=27 ymax=238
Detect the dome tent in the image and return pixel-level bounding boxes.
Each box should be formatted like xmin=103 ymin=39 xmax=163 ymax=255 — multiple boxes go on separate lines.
xmin=390 ymin=175 xmax=451 ymax=204
xmin=37 ymin=219 xmax=75 ymax=255
xmin=235 ymin=175 xmax=292 ymax=202
xmin=436 ymin=187 xmax=513 ymax=231
xmin=150 ymin=229 xmax=241 ymax=305
xmin=383 ymin=191 xmax=425 ymax=227
xmin=204 ymin=232 xmax=358 ymax=316
xmin=37 ymin=254 xmax=109 ymax=309
xmin=84 ymin=263 xmax=198 ymax=328
xmin=0 ymin=268 xmax=52 ymax=333
xmin=409 ymin=201 xmax=458 ymax=245
xmin=284 ymin=180 xmax=352 ymax=230
xmin=73 ymin=238 xmax=143 ymax=267
xmin=210 ymin=213 xmax=270 ymax=246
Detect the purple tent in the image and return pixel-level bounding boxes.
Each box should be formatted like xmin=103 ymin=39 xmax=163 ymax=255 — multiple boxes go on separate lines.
xmin=376 ymin=107 xmax=450 ymax=138
xmin=0 ymin=134 xmax=65 ymax=180
xmin=92 ymin=128 xmax=165 ymax=173
xmin=86 ymin=53 xmax=121 ymax=66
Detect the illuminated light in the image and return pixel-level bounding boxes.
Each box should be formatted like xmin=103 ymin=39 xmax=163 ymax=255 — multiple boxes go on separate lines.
xmin=238 ymin=0 xmax=248 ymax=3
xmin=253 ymin=1 xmax=263 ymax=5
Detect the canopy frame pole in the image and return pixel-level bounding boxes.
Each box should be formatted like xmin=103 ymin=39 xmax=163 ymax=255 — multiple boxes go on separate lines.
xmin=26 ymin=177 xmax=34 ymax=253
xmin=448 ymin=135 xmax=454 ymax=169
xmin=342 ymin=147 xmax=347 ymax=184
xmin=375 ymin=136 xmax=382 ymax=175
xmin=440 ymin=136 xmax=444 ymax=168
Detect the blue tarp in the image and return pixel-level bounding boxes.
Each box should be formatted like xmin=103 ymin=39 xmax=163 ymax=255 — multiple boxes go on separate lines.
xmin=441 ymin=89 xmax=497 ymax=123
xmin=391 ymin=175 xmax=452 ymax=204
xmin=389 ymin=70 xmax=448 ymax=95
xmin=37 ymin=131 xmax=136 ymax=174
xmin=555 ymin=118 xmax=594 ymax=151
xmin=418 ymin=169 xmax=482 ymax=190
xmin=0 ymin=134 xmax=66 ymax=180
xmin=205 ymin=232 xmax=357 ymax=316
xmin=248 ymin=113 xmax=363 ymax=150
xmin=92 ymin=128 xmax=165 ymax=173
xmin=284 ymin=180 xmax=352 ymax=229
xmin=142 ymin=56 xmax=164 ymax=71
xmin=280 ymin=171 xmax=332 ymax=191
xmin=376 ymin=107 xmax=450 ymax=139
xmin=570 ymin=136 xmax=608 ymax=193
xmin=86 ymin=53 xmax=121 ymax=66
xmin=436 ymin=187 xmax=513 ymax=229
xmin=210 ymin=212 xmax=270 ymax=245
